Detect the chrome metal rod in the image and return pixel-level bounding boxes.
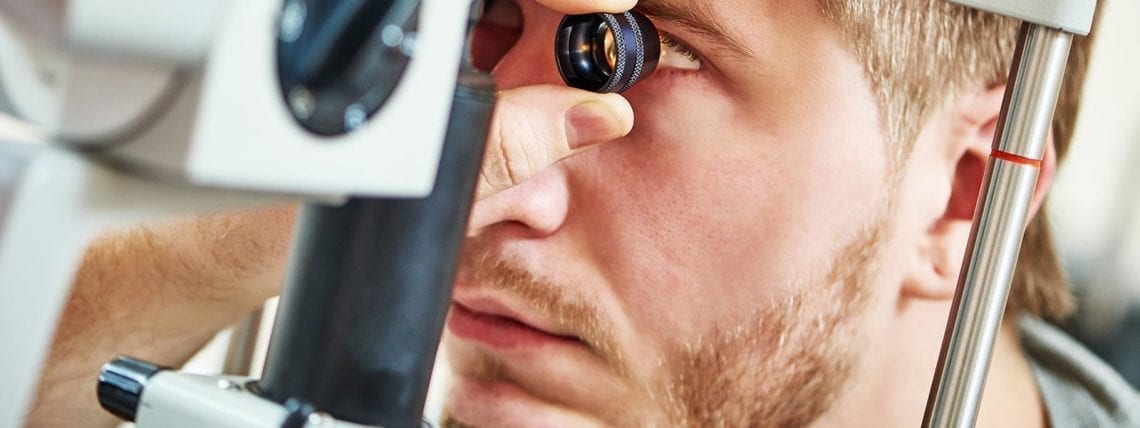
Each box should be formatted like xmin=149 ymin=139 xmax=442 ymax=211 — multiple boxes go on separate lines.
xmin=222 ymin=308 xmax=263 ymax=375
xmin=923 ymin=23 xmax=1073 ymax=428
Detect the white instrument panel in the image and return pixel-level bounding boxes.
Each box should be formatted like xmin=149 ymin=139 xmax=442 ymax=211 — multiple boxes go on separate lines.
xmin=0 ymin=0 xmax=474 ymax=198
xmin=947 ymin=0 xmax=1096 ymax=35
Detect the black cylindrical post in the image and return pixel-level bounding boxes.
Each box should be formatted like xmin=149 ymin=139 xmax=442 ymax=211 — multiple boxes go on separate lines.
xmin=259 ymin=72 xmax=495 ymax=426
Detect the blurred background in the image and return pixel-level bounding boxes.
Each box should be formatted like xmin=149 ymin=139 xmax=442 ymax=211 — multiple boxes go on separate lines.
xmin=1050 ymin=0 xmax=1140 ymax=389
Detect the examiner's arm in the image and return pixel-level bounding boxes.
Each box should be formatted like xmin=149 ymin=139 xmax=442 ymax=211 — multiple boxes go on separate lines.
xmin=28 ymin=206 xmax=297 ymax=427
xmin=26 ymin=81 xmax=634 ymax=426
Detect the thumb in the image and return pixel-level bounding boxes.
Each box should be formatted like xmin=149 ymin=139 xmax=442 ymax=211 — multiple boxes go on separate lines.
xmin=478 ymin=85 xmax=633 ymax=200
xmin=533 ymin=0 xmax=637 ymax=14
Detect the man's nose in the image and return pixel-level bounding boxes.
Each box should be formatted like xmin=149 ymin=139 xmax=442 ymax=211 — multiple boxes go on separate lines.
xmin=467 ymin=169 xmax=571 ymax=238
xmin=490 ymin=1 xmax=567 ymax=89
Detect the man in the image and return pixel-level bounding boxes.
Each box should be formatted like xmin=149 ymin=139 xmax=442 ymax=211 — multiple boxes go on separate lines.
xmin=29 ymin=0 xmax=1139 ymax=426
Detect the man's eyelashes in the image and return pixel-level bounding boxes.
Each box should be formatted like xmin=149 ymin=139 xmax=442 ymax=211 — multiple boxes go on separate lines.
xmin=659 ymin=33 xmax=703 ymax=71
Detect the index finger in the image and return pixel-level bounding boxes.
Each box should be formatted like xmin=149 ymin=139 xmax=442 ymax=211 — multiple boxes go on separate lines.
xmin=533 ymin=0 xmax=636 ymax=14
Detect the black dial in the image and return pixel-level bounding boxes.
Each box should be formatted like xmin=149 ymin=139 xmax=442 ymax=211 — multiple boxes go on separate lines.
xmin=555 ymin=11 xmax=660 ymax=94
xmin=276 ymin=0 xmax=421 ymax=136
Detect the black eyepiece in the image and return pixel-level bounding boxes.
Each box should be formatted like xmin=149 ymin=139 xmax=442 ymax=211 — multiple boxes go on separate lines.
xmin=97 ymin=356 xmax=167 ymax=422
xmin=555 ymin=11 xmax=660 ymax=93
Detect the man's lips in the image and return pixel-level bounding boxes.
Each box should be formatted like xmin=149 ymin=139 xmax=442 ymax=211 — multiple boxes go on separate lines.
xmin=447 ymin=299 xmax=581 ymax=351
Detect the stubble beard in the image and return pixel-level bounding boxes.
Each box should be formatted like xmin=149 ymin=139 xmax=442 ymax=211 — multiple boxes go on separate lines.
xmin=658 ymin=216 xmax=885 ymax=427
xmin=444 ymin=214 xmax=887 ymax=427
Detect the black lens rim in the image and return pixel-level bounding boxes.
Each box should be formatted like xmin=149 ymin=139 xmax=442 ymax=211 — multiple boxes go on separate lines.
xmin=555 ymin=11 xmax=660 ymax=94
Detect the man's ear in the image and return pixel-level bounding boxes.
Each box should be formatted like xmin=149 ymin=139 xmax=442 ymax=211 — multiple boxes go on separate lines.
xmin=903 ymin=84 xmax=1057 ymax=300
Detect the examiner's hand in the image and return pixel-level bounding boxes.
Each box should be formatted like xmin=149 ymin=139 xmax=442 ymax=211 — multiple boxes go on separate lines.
xmin=533 ymin=0 xmax=635 ymax=14
xmin=477 ymin=85 xmax=633 ymax=200
xmin=474 ymin=0 xmax=636 ymax=199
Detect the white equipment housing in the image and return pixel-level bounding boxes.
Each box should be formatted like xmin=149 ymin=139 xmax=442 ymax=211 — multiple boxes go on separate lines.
xmin=948 ymin=0 xmax=1096 ymax=35
xmin=0 ymin=0 xmax=474 ymax=424
xmin=0 ymin=0 xmax=470 ymax=197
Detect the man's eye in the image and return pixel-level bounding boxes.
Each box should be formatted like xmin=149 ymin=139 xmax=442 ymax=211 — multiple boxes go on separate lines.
xmin=659 ymin=34 xmax=702 ymax=71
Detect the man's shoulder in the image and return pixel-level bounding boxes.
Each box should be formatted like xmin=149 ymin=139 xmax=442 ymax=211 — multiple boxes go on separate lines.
xmin=1018 ymin=315 xmax=1140 ymax=427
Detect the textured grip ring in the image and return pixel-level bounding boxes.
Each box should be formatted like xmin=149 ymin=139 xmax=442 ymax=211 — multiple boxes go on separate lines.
xmin=555 ymin=12 xmax=660 ymax=93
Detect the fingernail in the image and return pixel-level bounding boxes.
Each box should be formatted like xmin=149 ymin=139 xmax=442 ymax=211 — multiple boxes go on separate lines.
xmin=565 ymin=100 xmax=626 ymax=149
xmin=603 ymin=0 xmax=638 ymax=13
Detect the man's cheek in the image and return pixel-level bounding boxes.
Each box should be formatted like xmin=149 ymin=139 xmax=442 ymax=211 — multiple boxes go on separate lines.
xmin=624 ymin=88 xmax=740 ymax=149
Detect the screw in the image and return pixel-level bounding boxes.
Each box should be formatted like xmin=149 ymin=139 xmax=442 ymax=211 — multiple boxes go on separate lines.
xmin=307 ymin=412 xmax=334 ymax=426
xmin=344 ymin=104 xmax=367 ymax=131
xmin=280 ymin=0 xmax=307 ymax=43
xmin=381 ymin=25 xmax=405 ymax=48
xmin=216 ymin=379 xmax=242 ymax=391
xmin=289 ymin=86 xmax=316 ymax=120
xmin=399 ymin=32 xmax=417 ymax=57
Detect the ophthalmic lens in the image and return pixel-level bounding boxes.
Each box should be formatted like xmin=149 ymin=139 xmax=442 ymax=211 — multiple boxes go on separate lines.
xmin=555 ymin=11 xmax=660 ymax=93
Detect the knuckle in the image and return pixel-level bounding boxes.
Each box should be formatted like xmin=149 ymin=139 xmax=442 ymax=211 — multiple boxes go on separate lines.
xmin=479 ymin=88 xmax=572 ymax=197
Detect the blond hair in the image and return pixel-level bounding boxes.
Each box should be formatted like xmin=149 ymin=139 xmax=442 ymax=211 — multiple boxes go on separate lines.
xmin=818 ymin=0 xmax=1100 ymax=321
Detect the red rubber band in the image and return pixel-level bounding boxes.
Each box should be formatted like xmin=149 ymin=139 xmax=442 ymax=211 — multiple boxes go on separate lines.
xmin=991 ymin=149 xmax=1042 ymax=168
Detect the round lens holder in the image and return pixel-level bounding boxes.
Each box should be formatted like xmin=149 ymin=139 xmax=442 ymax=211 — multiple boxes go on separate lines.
xmin=555 ymin=11 xmax=660 ymax=93
xmin=276 ymin=0 xmax=421 ymax=137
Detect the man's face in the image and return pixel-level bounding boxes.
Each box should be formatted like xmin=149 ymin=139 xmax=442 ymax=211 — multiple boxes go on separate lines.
xmin=445 ymin=0 xmax=905 ymax=425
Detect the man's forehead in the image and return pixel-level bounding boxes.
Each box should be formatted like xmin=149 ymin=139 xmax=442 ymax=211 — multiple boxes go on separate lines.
xmin=633 ymin=0 xmax=757 ymax=59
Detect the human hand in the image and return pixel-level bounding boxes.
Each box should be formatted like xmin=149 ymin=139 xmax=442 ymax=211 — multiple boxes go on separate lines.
xmin=477 ymin=85 xmax=633 ymax=200
xmin=531 ymin=0 xmax=634 ymax=14
xmin=472 ymin=0 xmax=636 ymax=199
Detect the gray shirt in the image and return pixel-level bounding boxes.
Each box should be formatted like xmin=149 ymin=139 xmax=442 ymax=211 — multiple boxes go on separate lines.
xmin=1020 ymin=315 xmax=1140 ymax=427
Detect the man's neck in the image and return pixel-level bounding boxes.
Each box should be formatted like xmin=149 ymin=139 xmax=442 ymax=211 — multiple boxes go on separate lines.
xmin=811 ymin=304 xmax=1046 ymax=427
xmin=976 ymin=320 xmax=1047 ymax=427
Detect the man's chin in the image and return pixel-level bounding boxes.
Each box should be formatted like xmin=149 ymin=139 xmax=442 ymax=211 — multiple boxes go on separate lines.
xmin=444 ymin=378 xmax=604 ymax=428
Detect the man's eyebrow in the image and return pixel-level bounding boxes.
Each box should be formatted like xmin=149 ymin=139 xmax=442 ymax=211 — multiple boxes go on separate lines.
xmin=633 ymin=0 xmax=755 ymax=60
